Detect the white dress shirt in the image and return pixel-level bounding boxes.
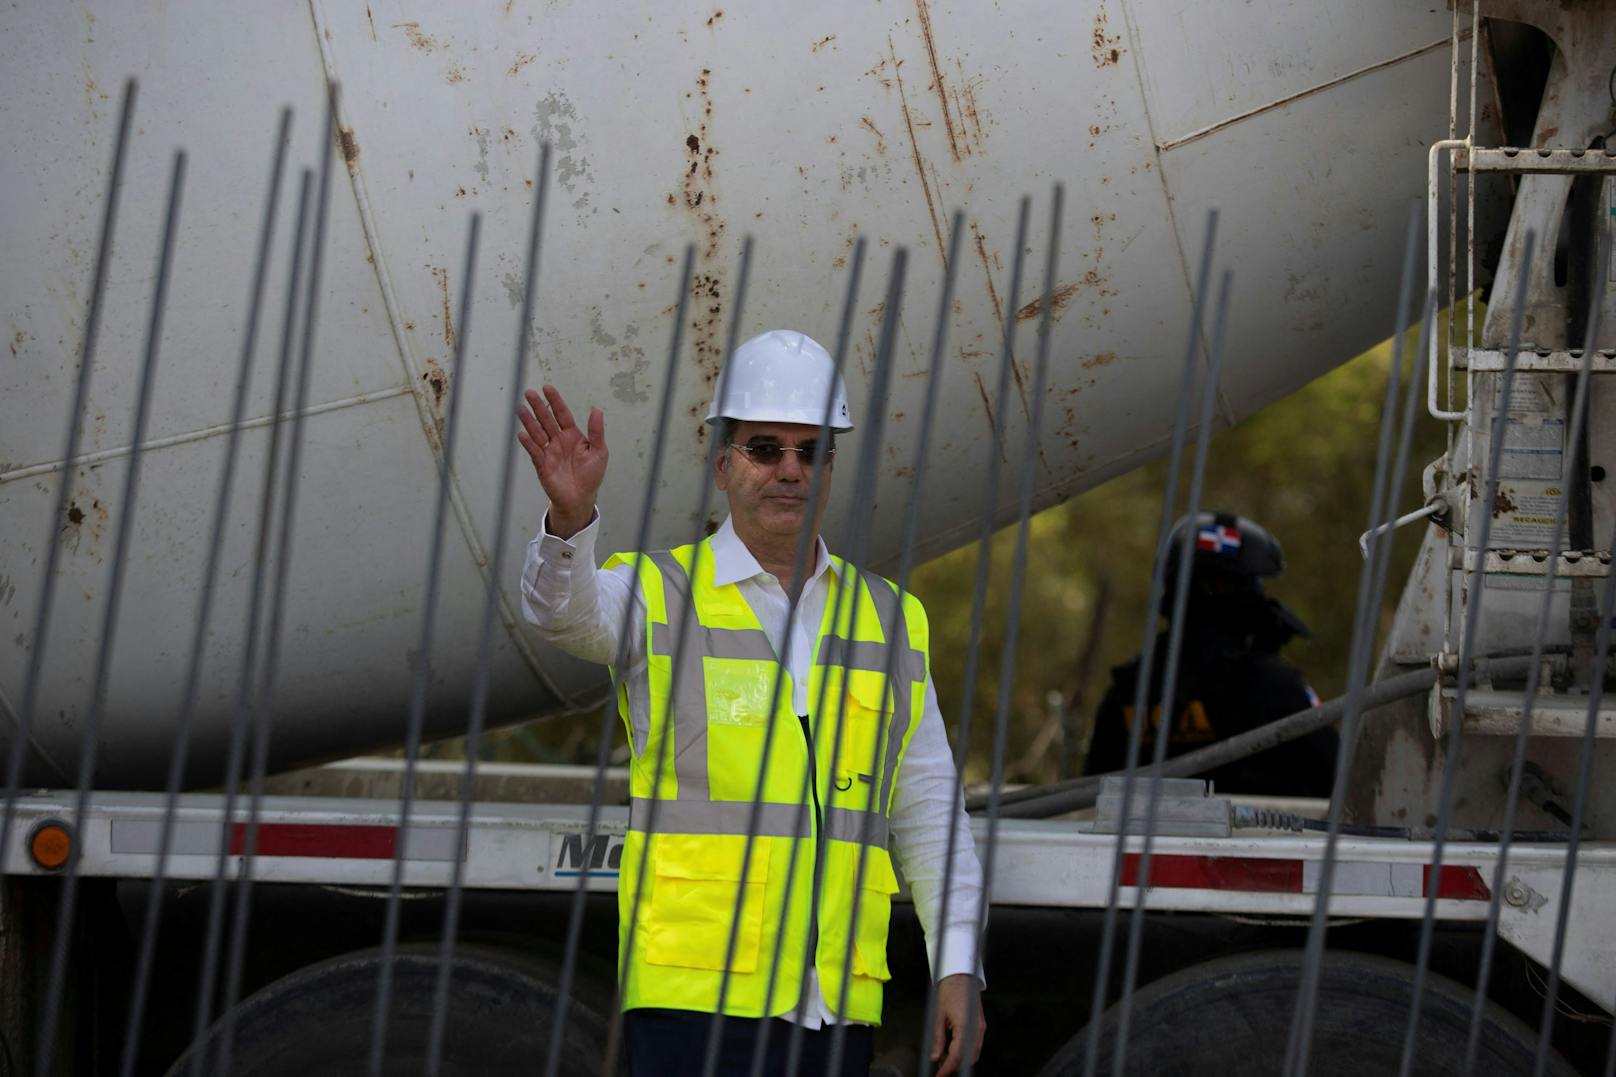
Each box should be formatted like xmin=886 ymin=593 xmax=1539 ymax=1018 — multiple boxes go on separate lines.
xmin=520 ymin=512 xmax=985 ymax=1026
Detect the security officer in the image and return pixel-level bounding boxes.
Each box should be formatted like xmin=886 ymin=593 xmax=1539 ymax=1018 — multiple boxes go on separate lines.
xmin=1083 ymin=512 xmax=1337 ymax=797
xmin=517 ymin=330 xmax=986 ymax=1076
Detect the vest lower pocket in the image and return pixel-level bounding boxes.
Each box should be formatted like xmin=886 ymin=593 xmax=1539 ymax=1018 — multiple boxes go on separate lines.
xmin=643 ymin=833 xmax=771 ymax=975
xmin=849 ymin=848 xmax=900 ymax=982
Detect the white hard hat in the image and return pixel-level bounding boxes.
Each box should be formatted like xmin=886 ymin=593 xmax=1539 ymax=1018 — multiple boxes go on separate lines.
xmin=704 ymin=329 xmax=854 ymax=432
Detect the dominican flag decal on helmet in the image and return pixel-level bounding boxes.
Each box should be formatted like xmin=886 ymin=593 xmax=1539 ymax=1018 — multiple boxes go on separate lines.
xmin=1196 ymin=523 xmax=1242 ymax=554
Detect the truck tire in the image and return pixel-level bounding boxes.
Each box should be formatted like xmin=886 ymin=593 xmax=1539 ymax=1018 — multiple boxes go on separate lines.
xmin=1036 ymin=949 xmax=1573 ymax=1077
xmin=168 ymin=942 xmax=618 ymax=1076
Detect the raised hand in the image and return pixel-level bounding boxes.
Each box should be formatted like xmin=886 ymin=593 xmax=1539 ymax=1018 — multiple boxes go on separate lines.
xmin=517 ymin=384 xmax=607 ymax=539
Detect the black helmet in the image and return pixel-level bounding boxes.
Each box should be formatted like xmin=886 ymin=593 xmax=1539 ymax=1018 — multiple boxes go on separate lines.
xmin=1161 ymin=511 xmax=1285 ymax=582
xmin=1156 ymin=513 xmax=1305 ymax=643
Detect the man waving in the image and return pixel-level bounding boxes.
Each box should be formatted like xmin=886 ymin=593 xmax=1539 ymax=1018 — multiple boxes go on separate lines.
xmin=518 ymin=329 xmax=985 ymax=1077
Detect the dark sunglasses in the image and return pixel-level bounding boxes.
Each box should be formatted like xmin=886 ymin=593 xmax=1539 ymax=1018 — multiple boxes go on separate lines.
xmin=727 ymin=442 xmax=835 ymax=467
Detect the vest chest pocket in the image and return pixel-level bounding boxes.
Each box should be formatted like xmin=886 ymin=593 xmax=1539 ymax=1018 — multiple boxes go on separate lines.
xmin=643 ymin=834 xmax=771 ymax=974
xmin=850 ymin=848 xmax=901 ymax=982
xmin=832 ymin=675 xmax=892 ymax=796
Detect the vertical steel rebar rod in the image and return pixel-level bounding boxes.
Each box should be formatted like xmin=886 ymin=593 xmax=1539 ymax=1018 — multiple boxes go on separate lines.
xmin=190 ymin=86 xmax=338 ymax=1075
xmin=539 ymin=242 xmax=695 ymax=1077
xmin=1464 ymin=235 xmax=1608 ymax=1075
xmin=368 ymin=210 xmax=483 ymax=1076
xmin=600 ymin=235 xmax=755 ymax=1076
xmin=736 ymin=236 xmax=872 ymax=1077
xmin=698 ymin=240 xmax=893 ymax=1077
xmin=1288 ymin=290 xmax=1437 ymax=1075
xmin=839 ymin=210 xmax=966 ymax=1077
xmin=0 ymin=79 xmax=136 ymax=877
xmin=117 ymin=106 xmax=294 ymax=1077
xmin=839 ymin=207 xmax=966 ymax=1077
xmin=778 ymin=244 xmax=917 ymax=1077
xmin=1397 ymin=232 xmax=1536 ymax=1077
xmin=1080 ymin=210 xmax=1217 ymax=1077
xmin=823 ymin=248 xmax=914 ymax=1077
xmin=185 ymin=165 xmax=315 ymax=1077
xmin=34 ymin=149 xmax=186 ymax=1077
xmin=855 ymin=190 xmax=1012 ymax=1076
xmin=779 ymin=527 xmax=865 ymax=1077
xmin=959 ymin=183 xmax=1065 ymax=1077
xmin=1106 ymin=270 xmax=1234 ymax=1077
xmin=1285 ymin=206 xmax=1431 ymax=1077
xmin=777 ymin=248 xmax=910 ymax=1077
xmin=216 ymin=98 xmax=342 ymax=1075
xmin=424 ymin=141 xmax=550 ymax=1076
xmin=906 ymin=198 xmax=1031 ymax=1077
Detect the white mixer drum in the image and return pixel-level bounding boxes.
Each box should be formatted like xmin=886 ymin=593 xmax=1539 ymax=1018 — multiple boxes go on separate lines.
xmin=0 ymin=1 xmax=1497 ymax=788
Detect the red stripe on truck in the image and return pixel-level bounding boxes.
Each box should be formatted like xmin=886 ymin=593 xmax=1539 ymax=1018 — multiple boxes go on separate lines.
xmin=1425 ymin=864 xmax=1490 ymax=900
xmin=1121 ymin=853 xmax=1491 ymax=902
xmin=228 ymin=823 xmax=398 ymax=859
xmin=1122 ymin=853 xmax=1303 ymax=893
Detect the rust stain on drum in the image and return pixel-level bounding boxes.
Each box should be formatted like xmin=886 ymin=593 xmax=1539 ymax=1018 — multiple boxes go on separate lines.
xmin=1016 ymin=282 xmax=1081 ymax=321
xmin=394 ymin=21 xmax=438 ymax=53
xmin=432 ymin=267 xmax=455 ymax=350
xmin=1091 ymin=6 xmax=1123 ymax=67
xmin=421 ymin=358 xmax=449 ymax=409
xmin=681 ymin=68 xmax=728 ymax=383
xmin=952 ymin=59 xmax=986 ymax=150
xmin=972 ymin=371 xmax=1006 ymax=462
xmin=890 ymin=36 xmax=947 ymax=269
xmin=865 ymin=55 xmax=894 ymax=92
xmin=859 ymin=116 xmax=887 ymax=155
xmin=61 ymin=494 xmax=106 ymax=551
xmin=912 ymin=0 xmax=963 ymax=162
xmin=338 ymin=127 xmax=360 ymax=176
xmin=970 ymin=223 xmax=1003 ymax=325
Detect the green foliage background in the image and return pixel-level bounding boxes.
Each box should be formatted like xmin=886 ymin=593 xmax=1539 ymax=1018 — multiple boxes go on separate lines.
xmin=906 ymin=305 xmax=1469 ymax=785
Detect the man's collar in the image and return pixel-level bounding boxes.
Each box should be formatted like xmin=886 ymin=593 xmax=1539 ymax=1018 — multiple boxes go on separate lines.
xmin=709 ymin=515 xmax=838 ymax=587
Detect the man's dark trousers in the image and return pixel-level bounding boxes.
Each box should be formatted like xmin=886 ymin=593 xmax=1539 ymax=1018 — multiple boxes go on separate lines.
xmin=623 ymin=1007 xmax=874 ymax=1077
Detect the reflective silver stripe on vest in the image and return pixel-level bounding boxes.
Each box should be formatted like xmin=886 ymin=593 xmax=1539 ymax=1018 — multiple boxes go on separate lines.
xmin=652 ymin=621 xmax=776 ymax=662
xmin=816 ymin=636 xmax=925 ymax=677
xmin=630 ymin=797 xmax=810 ymax=839
xmin=864 ymin=578 xmax=918 ymax=815
xmin=648 ymin=551 xmax=711 ymax=801
xmin=628 ymin=799 xmax=888 ymax=848
xmin=610 ymin=554 xmax=656 ymax=756
xmin=823 ymin=806 xmax=889 ymax=849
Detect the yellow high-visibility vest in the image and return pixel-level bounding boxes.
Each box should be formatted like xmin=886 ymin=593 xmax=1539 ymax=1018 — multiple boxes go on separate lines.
xmin=602 ymin=537 xmax=929 ymax=1023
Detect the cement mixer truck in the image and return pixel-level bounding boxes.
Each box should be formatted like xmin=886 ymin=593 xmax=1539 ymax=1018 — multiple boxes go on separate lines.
xmin=1 ymin=0 xmax=1613 ymax=1073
